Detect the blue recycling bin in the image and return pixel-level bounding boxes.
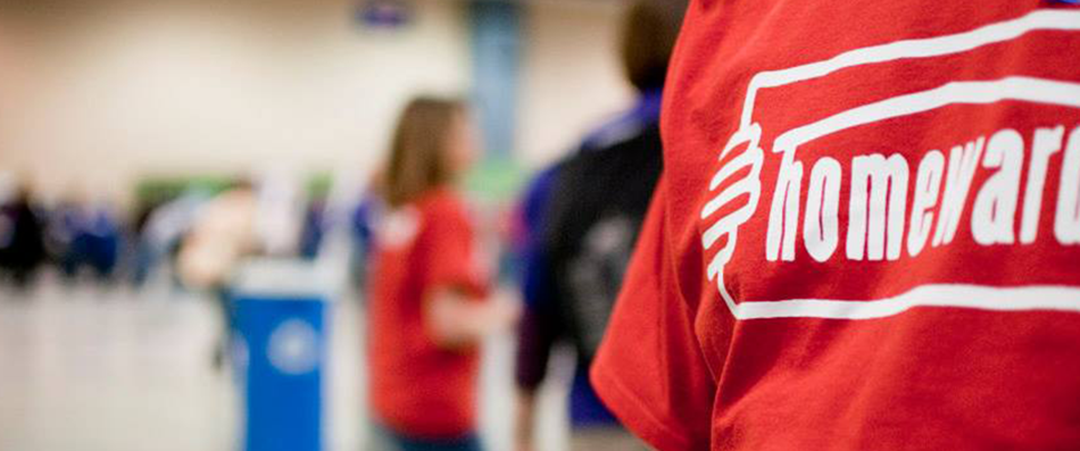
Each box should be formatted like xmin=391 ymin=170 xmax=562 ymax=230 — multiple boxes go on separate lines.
xmin=232 ymin=260 xmax=333 ymax=451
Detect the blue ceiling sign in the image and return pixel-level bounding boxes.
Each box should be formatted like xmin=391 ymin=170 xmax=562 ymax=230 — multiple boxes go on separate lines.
xmin=357 ymin=0 xmax=413 ymax=29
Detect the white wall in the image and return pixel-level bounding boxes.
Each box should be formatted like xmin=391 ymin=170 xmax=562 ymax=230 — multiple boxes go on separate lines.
xmin=0 ymin=0 xmax=471 ymax=203
xmin=517 ymin=0 xmax=634 ymax=168
xmin=0 ymin=0 xmax=632 ymax=203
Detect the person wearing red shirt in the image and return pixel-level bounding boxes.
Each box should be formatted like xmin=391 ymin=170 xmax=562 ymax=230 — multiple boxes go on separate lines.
xmin=592 ymin=1 xmax=1080 ymax=450
xmin=367 ymin=97 xmax=519 ymax=451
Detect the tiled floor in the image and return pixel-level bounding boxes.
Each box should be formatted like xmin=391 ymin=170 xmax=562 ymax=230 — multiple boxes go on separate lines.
xmin=0 ymin=274 xmax=570 ymax=451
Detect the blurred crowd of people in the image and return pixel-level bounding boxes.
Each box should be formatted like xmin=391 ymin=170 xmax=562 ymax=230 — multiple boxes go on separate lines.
xmin=0 ymin=184 xmax=123 ymax=290
xmin=0 ymin=178 xmax=356 ymax=295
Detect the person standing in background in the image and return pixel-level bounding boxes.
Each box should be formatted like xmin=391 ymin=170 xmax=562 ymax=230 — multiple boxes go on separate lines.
xmin=513 ymin=2 xmax=686 ymax=450
xmin=349 ymin=174 xmax=383 ymax=294
xmin=54 ymin=198 xmax=122 ymax=285
xmin=178 ymin=179 xmax=258 ymax=370
xmin=367 ymin=97 xmax=520 ymax=451
xmin=0 ymin=183 xmax=46 ymax=291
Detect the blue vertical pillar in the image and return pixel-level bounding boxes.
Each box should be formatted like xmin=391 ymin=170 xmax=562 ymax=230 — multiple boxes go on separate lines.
xmin=469 ymin=0 xmax=522 ymax=159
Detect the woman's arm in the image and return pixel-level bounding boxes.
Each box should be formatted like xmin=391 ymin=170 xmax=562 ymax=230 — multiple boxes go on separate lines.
xmin=424 ymin=288 xmax=520 ymax=349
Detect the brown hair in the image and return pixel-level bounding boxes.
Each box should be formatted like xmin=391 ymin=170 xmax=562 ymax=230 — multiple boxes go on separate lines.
xmin=620 ymin=0 xmax=688 ymax=92
xmin=382 ymin=96 xmax=466 ymax=208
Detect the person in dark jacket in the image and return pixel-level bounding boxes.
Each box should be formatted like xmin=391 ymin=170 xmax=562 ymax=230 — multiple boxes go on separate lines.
xmin=0 ymin=184 xmax=47 ymax=291
xmin=513 ymin=2 xmax=686 ymax=450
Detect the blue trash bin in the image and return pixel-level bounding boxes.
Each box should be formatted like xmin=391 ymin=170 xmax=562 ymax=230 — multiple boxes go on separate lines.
xmin=232 ymin=260 xmax=334 ymax=451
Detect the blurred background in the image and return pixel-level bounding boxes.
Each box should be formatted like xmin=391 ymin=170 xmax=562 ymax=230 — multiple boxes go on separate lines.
xmin=0 ymin=0 xmax=641 ymax=450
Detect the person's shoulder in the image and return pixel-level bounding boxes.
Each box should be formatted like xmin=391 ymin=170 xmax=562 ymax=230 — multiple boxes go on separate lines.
xmin=582 ymin=112 xmax=647 ymax=151
xmin=416 ymin=188 xmax=470 ymax=223
xmin=574 ymin=123 xmax=663 ymax=171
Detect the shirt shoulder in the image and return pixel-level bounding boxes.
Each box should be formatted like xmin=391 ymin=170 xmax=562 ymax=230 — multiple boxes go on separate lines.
xmin=416 ymin=189 xmax=471 ymax=227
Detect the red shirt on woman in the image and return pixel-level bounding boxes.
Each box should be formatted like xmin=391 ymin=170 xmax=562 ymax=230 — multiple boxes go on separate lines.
xmin=368 ymin=189 xmax=489 ymax=439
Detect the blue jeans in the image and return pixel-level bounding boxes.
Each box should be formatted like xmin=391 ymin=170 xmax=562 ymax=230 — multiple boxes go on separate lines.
xmin=369 ymin=424 xmax=482 ymax=451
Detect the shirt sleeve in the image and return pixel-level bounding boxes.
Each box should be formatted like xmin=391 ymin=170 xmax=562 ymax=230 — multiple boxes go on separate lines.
xmin=515 ymin=170 xmax=562 ymax=390
xmin=591 ymin=178 xmax=716 ymax=451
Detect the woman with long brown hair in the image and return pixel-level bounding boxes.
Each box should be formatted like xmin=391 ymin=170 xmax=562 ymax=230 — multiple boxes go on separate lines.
xmin=367 ymin=96 xmax=518 ymax=451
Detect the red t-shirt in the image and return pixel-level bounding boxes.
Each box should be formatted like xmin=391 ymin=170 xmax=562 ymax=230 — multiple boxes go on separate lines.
xmin=592 ymin=2 xmax=1080 ymax=450
xmin=368 ymin=189 xmax=489 ymax=439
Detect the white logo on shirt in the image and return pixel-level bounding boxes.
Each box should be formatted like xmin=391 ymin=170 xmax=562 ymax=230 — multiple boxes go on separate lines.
xmin=701 ymin=9 xmax=1080 ymax=320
